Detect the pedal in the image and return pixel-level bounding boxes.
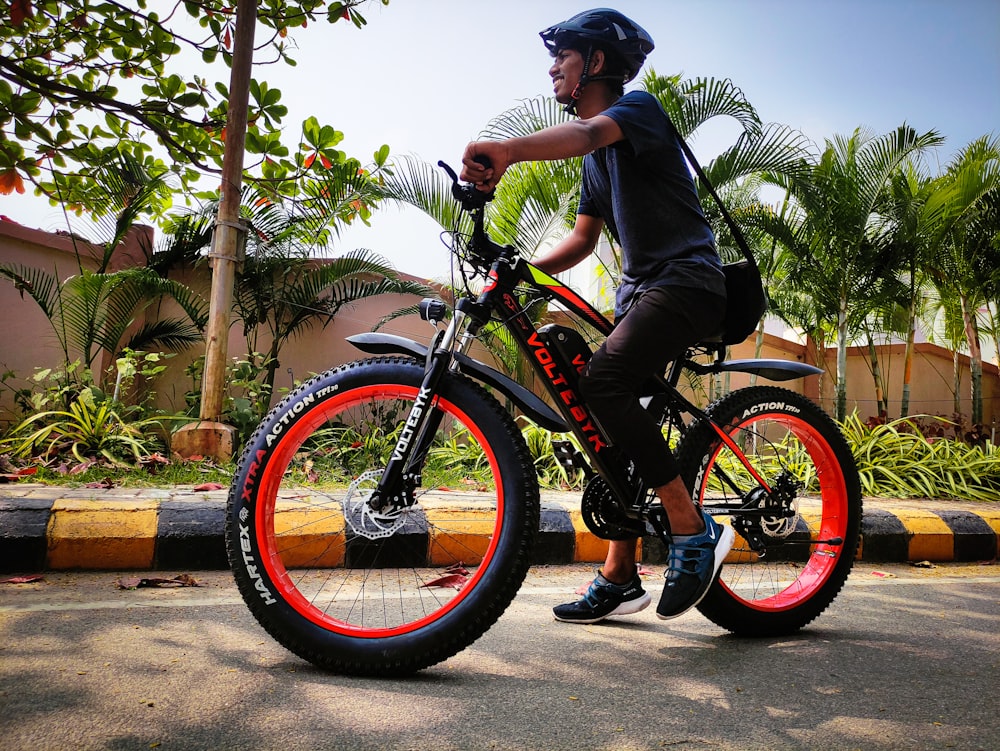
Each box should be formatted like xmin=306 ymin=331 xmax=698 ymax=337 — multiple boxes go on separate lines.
xmin=551 ymin=439 xmax=594 ymax=479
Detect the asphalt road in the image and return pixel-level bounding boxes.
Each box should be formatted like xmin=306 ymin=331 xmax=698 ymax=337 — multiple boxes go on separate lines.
xmin=1 ymin=563 xmax=998 ymax=751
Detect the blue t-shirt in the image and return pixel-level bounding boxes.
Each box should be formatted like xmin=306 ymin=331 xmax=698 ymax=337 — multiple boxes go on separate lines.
xmin=578 ymin=90 xmax=726 ymax=317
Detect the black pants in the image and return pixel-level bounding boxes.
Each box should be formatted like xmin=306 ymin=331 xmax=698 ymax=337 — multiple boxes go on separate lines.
xmin=579 ymin=285 xmax=726 ymax=488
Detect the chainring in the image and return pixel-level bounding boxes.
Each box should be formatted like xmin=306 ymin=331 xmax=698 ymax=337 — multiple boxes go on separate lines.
xmin=580 ymin=477 xmax=647 ymax=540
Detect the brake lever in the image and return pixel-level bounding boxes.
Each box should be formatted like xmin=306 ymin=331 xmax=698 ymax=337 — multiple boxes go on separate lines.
xmin=438 ymin=160 xmax=494 ymax=210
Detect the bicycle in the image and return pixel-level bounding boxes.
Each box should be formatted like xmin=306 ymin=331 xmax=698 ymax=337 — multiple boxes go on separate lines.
xmin=226 ymin=161 xmax=862 ymax=676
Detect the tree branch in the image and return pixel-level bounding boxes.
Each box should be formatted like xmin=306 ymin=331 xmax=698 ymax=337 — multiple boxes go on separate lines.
xmin=0 ymin=57 xmax=222 ymax=172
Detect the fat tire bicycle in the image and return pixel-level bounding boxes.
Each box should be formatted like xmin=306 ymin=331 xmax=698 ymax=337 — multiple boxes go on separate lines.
xmin=226 ymin=162 xmax=862 ymax=676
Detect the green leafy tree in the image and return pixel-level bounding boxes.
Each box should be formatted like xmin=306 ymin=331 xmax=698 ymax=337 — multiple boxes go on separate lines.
xmin=0 ymin=0 xmax=388 ymax=212
xmin=756 ymin=126 xmax=943 ymax=420
xmin=179 ymin=173 xmax=432 ymax=402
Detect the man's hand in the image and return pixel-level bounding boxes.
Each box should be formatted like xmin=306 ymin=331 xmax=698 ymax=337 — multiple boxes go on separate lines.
xmin=461 ymin=141 xmax=510 ymax=192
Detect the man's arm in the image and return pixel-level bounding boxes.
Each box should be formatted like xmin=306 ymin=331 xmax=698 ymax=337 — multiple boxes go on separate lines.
xmin=460 ymin=116 xmax=623 ymax=190
xmin=533 ymin=213 xmax=605 ymax=275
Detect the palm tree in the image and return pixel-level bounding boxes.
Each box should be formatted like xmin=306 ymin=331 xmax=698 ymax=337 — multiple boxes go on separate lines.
xmin=755 ymin=126 xmax=943 ymax=420
xmin=922 ymin=136 xmax=1000 ymax=424
xmin=228 ymin=175 xmax=432 ymax=401
xmin=0 ymin=152 xmax=208 ymax=404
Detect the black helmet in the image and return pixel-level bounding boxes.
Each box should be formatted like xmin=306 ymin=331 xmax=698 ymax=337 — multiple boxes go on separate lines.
xmin=539 ymin=8 xmax=654 ymax=83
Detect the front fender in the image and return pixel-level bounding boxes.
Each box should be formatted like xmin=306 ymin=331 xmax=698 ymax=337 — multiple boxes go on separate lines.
xmin=347 ymin=333 xmax=568 ymax=432
xmin=348 ymin=332 xmax=427 ymax=359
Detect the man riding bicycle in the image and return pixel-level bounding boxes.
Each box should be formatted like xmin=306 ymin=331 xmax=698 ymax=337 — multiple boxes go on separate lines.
xmin=461 ymin=8 xmax=735 ymax=624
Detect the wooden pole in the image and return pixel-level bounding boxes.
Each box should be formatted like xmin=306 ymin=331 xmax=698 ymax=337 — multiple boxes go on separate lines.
xmin=172 ymin=0 xmax=257 ymax=461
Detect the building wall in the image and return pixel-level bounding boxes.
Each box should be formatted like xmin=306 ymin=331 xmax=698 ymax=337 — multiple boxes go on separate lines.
xmin=1 ymin=218 xmax=997 ymax=437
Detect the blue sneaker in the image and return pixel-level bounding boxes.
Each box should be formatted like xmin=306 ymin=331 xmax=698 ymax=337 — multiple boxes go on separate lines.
xmin=656 ymin=511 xmax=734 ymax=620
xmin=553 ymin=571 xmax=651 ymax=624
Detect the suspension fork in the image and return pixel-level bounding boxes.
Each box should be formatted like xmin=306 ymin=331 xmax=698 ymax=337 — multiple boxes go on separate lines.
xmin=369 ymin=304 xmax=480 ymax=513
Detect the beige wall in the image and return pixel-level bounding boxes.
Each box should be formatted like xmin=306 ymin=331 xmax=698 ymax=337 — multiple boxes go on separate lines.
xmin=0 ymin=219 xmax=156 ymax=406
xmin=1 ymin=219 xmax=997 ymax=434
xmin=839 ymin=342 xmax=999 ymax=427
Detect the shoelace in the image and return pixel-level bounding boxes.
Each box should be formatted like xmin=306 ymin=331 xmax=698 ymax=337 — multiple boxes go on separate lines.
xmin=664 ymin=544 xmax=709 ymax=582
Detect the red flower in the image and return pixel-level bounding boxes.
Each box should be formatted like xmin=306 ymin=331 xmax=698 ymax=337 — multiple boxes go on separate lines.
xmin=0 ymin=169 xmax=25 ymax=195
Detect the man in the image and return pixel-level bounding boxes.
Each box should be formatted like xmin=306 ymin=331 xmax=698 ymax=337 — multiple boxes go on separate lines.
xmin=461 ymin=8 xmax=734 ymax=624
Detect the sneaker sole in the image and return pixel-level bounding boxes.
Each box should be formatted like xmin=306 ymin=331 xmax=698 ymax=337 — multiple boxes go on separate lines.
xmin=656 ymin=524 xmax=735 ymax=621
xmin=553 ymin=592 xmax=652 ymax=625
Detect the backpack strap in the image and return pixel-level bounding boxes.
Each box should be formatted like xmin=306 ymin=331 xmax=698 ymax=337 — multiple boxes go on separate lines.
xmin=665 ymin=116 xmax=760 ymax=274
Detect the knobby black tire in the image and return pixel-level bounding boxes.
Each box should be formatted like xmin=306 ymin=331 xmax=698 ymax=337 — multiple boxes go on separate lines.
xmin=226 ymin=357 xmax=539 ymax=675
xmin=675 ymin=386 xmax=862 ymax=636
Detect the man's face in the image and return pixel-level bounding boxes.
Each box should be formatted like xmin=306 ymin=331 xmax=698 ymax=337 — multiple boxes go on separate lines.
xmin=549 ymin=47 xmax=585 ymax=105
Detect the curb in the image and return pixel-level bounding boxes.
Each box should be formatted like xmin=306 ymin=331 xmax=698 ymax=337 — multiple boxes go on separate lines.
xmin=1 ymin=486 xmax=998 ymax=573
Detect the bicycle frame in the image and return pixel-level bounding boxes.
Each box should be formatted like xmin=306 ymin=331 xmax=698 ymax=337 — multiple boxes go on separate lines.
xmin=227 ymin=164 xmax=860 ymax=675
xmin=348 ymin=180 xmax=821 ymax=524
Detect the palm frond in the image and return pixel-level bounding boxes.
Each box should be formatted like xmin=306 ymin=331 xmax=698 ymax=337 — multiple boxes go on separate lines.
xmin=643 ymin=71 xmax=761 ymax=140
xmin=0 ymin=263 xmax=62 ymax=319
xmin=383 ymin=155 xmax=470 ymax=233
xmin=478 ymin=96 xmax=574 ymax=140
xmin=704 ymin=123 xmax=815 ymax=188
xmin=121 ymin=317 xmax=205 ymax=353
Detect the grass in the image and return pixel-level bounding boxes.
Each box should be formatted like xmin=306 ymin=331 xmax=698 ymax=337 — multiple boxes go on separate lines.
xmin=10 ymin=456 xmax=236 ymax=489
xmin=4 ymin=414 xmax=999 ymax=502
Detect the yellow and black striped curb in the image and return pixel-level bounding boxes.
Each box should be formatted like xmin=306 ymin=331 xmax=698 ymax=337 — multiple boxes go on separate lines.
xmin=1 ymin=487 xmax=998 ymax=572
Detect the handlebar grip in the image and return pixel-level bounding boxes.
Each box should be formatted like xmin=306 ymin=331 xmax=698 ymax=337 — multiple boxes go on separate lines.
xmin=472 ymin=154 xmax=493 ymax=170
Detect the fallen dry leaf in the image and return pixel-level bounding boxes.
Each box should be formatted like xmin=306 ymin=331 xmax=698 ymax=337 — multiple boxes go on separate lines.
xmin=138 ymin=453 xmax=171 ymax=471
xmin=69 ymin=460 xmax=97 ymax=475
xmin=420 ymin=574 xmax=468 ymax=590
xmin=193 ymin=482 xmax=225 ymax=491
xmin=0 ymin=464 xmax=37 ymax=483
xmin=116 ymin=574 xmax=202 ymax=590
xmin=1 ymin=574 xmax=44 ymax=584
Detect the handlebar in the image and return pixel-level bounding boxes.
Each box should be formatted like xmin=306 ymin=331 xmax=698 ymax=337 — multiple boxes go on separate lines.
xmin=438 ymin=160 xmax=494 ymax=212
xmin=438 ymin=159 xmax=517 ymax=270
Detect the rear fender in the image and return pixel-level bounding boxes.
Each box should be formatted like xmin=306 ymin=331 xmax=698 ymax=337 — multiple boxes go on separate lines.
xmin=714 ymin=359 xmax=822 ymax=381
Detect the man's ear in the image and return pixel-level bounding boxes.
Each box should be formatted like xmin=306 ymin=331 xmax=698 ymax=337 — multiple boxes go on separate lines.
xmin=589 ymin=48 xmax=607 ymax=76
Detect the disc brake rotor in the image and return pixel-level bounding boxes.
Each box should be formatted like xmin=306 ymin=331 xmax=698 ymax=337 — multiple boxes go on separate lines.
xmin=342 ymin=469 xmax=409 ymax=540
xmin=758 ymin=474 xmax=801 ymax=539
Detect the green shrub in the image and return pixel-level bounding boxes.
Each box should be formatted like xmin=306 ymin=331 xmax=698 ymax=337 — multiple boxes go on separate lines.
xmin=0 ymin=352 xmax=189 ymax=465
xmin=840 ymin=413 xmax=1000 ymax=501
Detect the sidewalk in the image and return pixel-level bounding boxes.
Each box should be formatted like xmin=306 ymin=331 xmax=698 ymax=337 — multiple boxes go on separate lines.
xmin=1 ymin=484 xmax=998 ymax=573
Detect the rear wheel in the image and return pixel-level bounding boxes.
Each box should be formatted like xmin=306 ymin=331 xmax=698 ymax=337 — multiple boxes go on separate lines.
xmin=226 ymin=357 xmax=539 ymax=675
xmin=675 ymin=386 xmax=861 ymax=635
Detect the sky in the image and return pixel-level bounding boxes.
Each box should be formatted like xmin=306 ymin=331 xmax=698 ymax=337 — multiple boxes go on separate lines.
xmin=4 ymin=0 xmax=999 ymax=278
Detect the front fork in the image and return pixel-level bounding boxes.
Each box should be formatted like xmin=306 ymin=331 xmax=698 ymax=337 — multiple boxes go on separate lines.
xmin=368 ymin=306 xmax=478 ymax=514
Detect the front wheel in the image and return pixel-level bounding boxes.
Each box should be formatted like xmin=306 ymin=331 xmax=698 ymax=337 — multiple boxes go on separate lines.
xmin=675 ymin=386 xmax=862 ymax=635
xmin=226 ymin=357 xmax=539 ymax=675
